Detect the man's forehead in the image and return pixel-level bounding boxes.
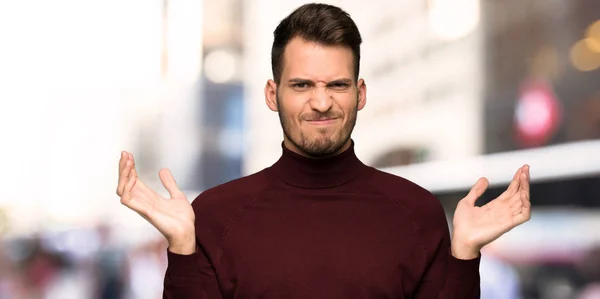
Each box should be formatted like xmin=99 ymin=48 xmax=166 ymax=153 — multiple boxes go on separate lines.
xmin=281 ymin=38 xmax=354 ymax=81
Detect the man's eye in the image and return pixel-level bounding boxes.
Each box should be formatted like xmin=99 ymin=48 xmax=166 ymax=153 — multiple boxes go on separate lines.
xmin=329 ymin=83 xmax=350 ymax=89
xmin=293 ymin=83 xmax=309 ymax=89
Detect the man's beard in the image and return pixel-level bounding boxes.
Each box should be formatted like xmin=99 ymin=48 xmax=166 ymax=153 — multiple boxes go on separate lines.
xmin=276 ymin=94 xmax=358 ymax=158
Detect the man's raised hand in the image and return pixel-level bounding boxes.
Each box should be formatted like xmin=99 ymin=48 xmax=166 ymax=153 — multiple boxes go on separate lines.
xmin=451 ymin=165 xmax=531 ymax=259
xmin=117 ymin=151 xmax=196 ymax=255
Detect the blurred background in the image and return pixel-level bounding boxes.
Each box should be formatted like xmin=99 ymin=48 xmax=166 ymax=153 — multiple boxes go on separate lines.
xmin=0 ymin=0 xmax=599 ymax=298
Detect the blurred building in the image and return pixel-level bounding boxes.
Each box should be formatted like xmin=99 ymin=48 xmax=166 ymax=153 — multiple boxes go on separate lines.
xmin=481 ymin=0 xmax=600 ymax=153
xmin=0 ymin=0 xmax=204 ymax=234
xmin=194 ymin=0 xmax=246 ymax=190
xmin=377 ymin=0 xmax=600 ymax=202
xmin=352 ymin=0 xmax=484 ymax=166
xmin=384 ymin=2 xmax=600 ymax=298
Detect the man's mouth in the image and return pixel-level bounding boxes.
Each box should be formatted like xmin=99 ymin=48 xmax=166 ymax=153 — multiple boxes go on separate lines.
xmin=306 ymin=118 xmax=337 ymax=125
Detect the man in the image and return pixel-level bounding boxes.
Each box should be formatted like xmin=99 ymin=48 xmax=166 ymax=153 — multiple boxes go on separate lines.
xmin=117 ymin=3 xmax=531 ymax=298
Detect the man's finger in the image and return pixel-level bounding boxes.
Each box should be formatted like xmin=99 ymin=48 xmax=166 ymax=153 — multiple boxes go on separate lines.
xmin=128 ymin=152 xmax=138 ymax=178
xmin=520 ymin=165 xmax=530 ymax=195
xmin=122 ymin=176 xmax=148 ymax=217
xmin=117 ymin=160 xmax=133 ymax=196
xmin=118 ymin=151 xmax=127 ymax=174
xmin=519 ymin=166 xmax=531 ymax=219
xmin=515 ymin=189 xmax=532 ymax=224
xmin=117 ymin=151 xmax=128 ymax=191
xmin=510 ymin=198 xmax=523 ymax=213
xmin=501 ymin=166 xmax=522 ymax=199
xmin=159 ymin=168 xmax=185 ymax=199
xmin=515 ymin=202 xmax=532 ymax=224
xmin=132 ymin=176 xmax=160 ymax=201
xmin=120 ymin=175 xmax=137 ymax=206
xmin=464 ymin=177 xmax=489 ymax=206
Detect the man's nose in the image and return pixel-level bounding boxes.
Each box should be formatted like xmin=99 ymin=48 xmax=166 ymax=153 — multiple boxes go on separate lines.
xmin=309 ymin=86 xmax=333 ymax=113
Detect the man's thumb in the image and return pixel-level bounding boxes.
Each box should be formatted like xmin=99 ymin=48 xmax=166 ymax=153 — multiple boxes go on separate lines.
xmin=464 ymin=177 xmax=489 ymax=206
xmin=159 ymin=168 xmax=185 ymax=198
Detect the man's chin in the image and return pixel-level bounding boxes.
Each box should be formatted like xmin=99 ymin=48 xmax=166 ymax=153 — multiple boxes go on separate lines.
xmin=302 ymin=150 xmax=337 ymax=158
xmin=300 ymin=138 xmax=348 ymax=158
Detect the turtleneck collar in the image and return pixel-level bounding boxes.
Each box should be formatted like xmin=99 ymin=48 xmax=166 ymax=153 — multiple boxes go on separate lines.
xmin=268 ymin=140 xmax=368 ymax=189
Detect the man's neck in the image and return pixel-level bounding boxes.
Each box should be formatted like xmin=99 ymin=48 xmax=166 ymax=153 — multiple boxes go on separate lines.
xmin=270 ymin=138 xmax=365 ymax=189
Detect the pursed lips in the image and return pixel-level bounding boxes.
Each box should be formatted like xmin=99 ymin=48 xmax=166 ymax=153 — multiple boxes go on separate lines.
xmin=305 ymin=118 xmax=338 ymax=125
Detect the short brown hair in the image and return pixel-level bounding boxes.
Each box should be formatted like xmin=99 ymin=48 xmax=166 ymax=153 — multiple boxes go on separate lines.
xmin=271 ymin=3 xmax=362 ymax=84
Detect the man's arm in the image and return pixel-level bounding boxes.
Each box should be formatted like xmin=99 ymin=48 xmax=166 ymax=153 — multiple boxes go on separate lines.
xmin=115 ymin=152 xmax=225 ymax=298
xmin=412 ymin=203 xmax=481 ymax=299
xmin=163 ymin=247 xmax=224 ymax=299
xmin=414 ymin=165 xmax=531 ymax=298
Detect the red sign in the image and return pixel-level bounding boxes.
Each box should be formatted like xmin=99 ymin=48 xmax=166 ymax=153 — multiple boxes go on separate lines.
xmin=514 ymin=80 xmax=562 ymax=147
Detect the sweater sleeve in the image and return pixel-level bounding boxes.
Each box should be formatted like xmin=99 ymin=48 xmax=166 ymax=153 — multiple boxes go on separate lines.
xmin=163 ymin=247 xmax=224 ymax=299
xmin=412 ymin=201 xmax=481 ymax=298
xmin=412 ymin=236 xmax=481 ymax=298
xmin=441 ymin=251 xmax=481 ymax=298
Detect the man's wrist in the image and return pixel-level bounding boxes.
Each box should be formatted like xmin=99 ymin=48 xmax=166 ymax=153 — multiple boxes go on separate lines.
xmin=451 ymin=238 xmax=481 ymax=260
xmin=168 ymin=233 xmax=196 ymax=255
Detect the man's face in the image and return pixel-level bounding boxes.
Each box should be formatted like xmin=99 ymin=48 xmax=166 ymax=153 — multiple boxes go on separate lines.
xmin=265 ymin=37 xmax=366 ymax=158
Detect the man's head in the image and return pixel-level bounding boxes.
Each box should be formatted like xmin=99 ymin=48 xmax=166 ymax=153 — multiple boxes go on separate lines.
xmin=265 ymin=3 xmax=366 ymax=158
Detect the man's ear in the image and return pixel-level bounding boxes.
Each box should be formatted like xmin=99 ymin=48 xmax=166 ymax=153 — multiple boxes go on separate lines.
xmin=265 ymin=79 xmax=278 ymax=112
xmin=357 ymin=78 xmax=367 ymax=111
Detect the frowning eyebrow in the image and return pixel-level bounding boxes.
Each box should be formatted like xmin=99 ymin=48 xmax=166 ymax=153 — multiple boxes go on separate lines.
xmin=288 ymin=78 xmax=313 ymax=85
xmin=287 ymin=78 xmax=354 ymax=85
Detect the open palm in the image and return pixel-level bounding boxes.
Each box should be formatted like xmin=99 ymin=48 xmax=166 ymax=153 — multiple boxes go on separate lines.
xmin=116 ymin=152 xmax=195 ymax=252
xmin=452 ymin=165 xmax=531 ymax=252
